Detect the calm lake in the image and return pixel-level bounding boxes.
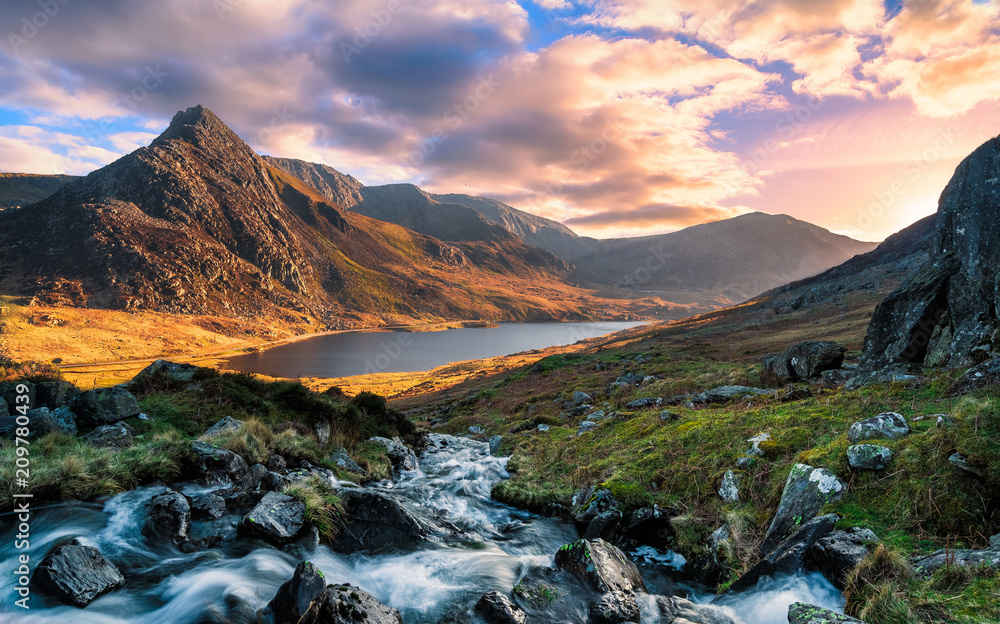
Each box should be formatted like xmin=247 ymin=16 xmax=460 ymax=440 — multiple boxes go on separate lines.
xmin=223 ymin=322 xmax=647 ymax=378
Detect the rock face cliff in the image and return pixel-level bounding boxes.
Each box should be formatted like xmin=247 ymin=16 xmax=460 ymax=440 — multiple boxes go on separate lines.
xmin=0 ymin=106 xmax=588 ymax=323
xmin=858 ymin=135 xmax=1000 ymax=373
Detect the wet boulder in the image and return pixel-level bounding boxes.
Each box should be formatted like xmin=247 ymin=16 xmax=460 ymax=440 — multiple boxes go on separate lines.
xmin=763 ymin=342 xmax=847 ymax=382
xmin=847 ymin=412 xmax=910 ymax=444
xmin=238 ymin=492 xmax=306 ymax=545
xmin=330 ymin=451 xmax=365 ymax=475
xmin=330 ymin=490 xmax=425 ymax=553
xmin=143 ymin=491 xmax=192 ymax=546
xmin=369 ymin=436 xmax=418 ymax=474
xmin=806 ymin=527 xmax=879 ymax=590
xmin=267 ymin=561 xmax=327 ymax=624
xmin=642 ymin=595 xmax=742 ymax=624
xmin=191 ymin=493 xmax=227 ymax=520
xmin=788 ymin=602 xmax=869 ymax=623
xmin=761 ymin=464 xmax=846 ymax=554
xmin=731 ymin=514 xmax=838 ymax=592
xmin=191 ymin=441 xmax=252 ymax=488
xmin=202 ymin=416 xmax=244 ymax=438
xmin=572 ymin=487 xmax=620 ymax=527
xmin=847 ymin=445 xmax=893 ymax=471
xmin=682 ymin=525 xmax=732 ymax=588
xmin=554 ymin=539 xmax=646 ymax=596
xmin=32 ymin=543 xmax=126 ymax=607
xmin=590 ymin=591 xmax=640 ymax=624
xmin=70 ymin=386 xmax=140 ymax=431
xmin=299 ymin=584 xmax=403 ymax=624
xmin=475 ymin=591 xmax=527 ymax=624
xmin=489 ymin=435 xmax=503 ymax=456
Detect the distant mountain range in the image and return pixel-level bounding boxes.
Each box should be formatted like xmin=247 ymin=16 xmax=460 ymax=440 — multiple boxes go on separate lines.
xmin=265 ymin=159 xmax=878 ymax=306
xmin=0 ymin=107 xmax=880 ymax=326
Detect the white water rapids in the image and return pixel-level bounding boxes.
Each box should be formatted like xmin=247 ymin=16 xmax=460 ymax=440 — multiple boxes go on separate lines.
xmin=0 ymin=434 xmax=845 ymax=623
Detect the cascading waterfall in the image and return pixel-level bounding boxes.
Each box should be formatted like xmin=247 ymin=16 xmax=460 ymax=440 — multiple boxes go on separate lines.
xmin=0 ymin=434 xmax=846 ymax=623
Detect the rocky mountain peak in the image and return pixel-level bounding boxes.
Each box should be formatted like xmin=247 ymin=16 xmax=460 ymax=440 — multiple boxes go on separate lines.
xmin=857 ymin=133 xmax=1000 ymax=375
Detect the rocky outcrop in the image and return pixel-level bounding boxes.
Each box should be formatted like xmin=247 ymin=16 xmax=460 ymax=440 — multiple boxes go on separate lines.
xmin=129 ymin=359 xmax=202 ymax=388
xmin=70 ymin=387 xmax=140 ymax=431
xmin=731 ymin=514 xmax=838 ymax=592
xmin=23 ymin=406 xmax=77 ymax=437
xmin=911 ymin=542 xmax=1000 ymax=578
xmin=948 ymin=357 xmax=1000 ymax=395
xmin=788 ymin=603 xmax=868 ymax=624
xmin=806 ymin=527 xmax=879 ymax=590
xmin=475 ymin=591 xmax=527 ymax=624
xmin=238 ymin=492 xmax=306 ymax=545
xmin=857 ymin=135 xmax=1000 ymax=376
xmin=762 ymin=464 xmax=846 ymax=554
xmin=190 ymin=441 xmax=252 ymax=488
xmin=555 ymin=539 xmax=646 ymax=622
xmin=144 ymin=491 xmax=192 ymax=546
xmin=298 ymin=584 xmax=403 ymax=624
xmin=267 ymin=561 xmax=327 ymax=624
xmin=369 ymin=436 xmax=418 ymax=475
xmin=763 ymin=341 xmax=847 ymax=382
xmin=32 ymin=543 xmax=126 ymax=607
xmin=203 ymin=416 xmax=244 ymax=438
xmin=847 ymin=412 xmax=909 ymax=444
xmin=330 ymin=490 xmax=425 ymax=553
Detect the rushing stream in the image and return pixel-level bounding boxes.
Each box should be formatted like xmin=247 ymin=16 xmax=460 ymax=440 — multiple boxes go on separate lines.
xmin=0 ymin=435 xmax=845 ymax=623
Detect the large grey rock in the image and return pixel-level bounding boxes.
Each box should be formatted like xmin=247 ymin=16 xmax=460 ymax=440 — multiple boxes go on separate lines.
xmin=625 ymin=397 xmax=662 ymax=409
xmin=190 ymin=441 xmax=252 ymax=488
xmin=695 ymin=386 xmax=776 ymax=404
xmin=857 ymin=135 xmax=1000 ymax=374
xmin=299 ymin=584 xmax=403 ymax=624
xmin=202 ymin=416 xmax=244 ymax=438
xmin=554 ymin=539 xmax=646 ymax=596
xmin=847 ymin=445 xmax=893 ymax=471
xmin=330 ymin=490 xmax=426 ymax=553
xmin=369 ymin=436 xmax=418 ymax=474
xmin=911 ymin=542 xmax=1000 ymax=578
xmin=788 ymin=603 xmax=868 ymax=624
xmin=34 ymin=380 xmax=81 ymax=408
xmin=806 ymin=527 xmax=879 ymax=590
xmin=763 ymin=342 xmax=847 ymax=382
xmin=761 ymin=464 xmax=846 ymax=554
xmin=718 ymin=470 xmax=740 ymax=503
xmin=267 ymin=561 xmax=327 ymax=624
xmin=191 ymin=494 xmax=227 ymax=520
xmin=571 ymin=391 xmax=593 ymax=406
xmin=32 ymin=544 xmax=126 ymax=607
xmin=847 ymin=412 xmax=909 ymax=444
xmin=590 ymin=591 xmax=640 ymax=624
xmin=642 ymin=595 xmax=742 ymax=624
xmin=949 ymin=357 xmax=1000 ymax=395
xmin=238 ymin=492 xmax=306 ymax=545
xmin=84 ymin=422 xmax=134 ymax=448
xmin=731 ymin=514 xmax=838 ymax=592
xmin=475 ymin=591 xmax=527 ymax=624
xmin=144 ymin=491 xmax=192 ymax=546
xmin=70 ymin=386 xmax=140 ymax=431
xmin=129 ymin=359 xmax=201 ymax=388
xmin=330 ymin=451 xmax=364 ymax=475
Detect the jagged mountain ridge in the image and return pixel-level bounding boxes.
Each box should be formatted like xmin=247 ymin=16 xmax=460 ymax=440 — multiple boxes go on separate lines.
xmin=266 ymin=159 xmax=878 ymax=307
xmin=0 ymin=106 xmax=607 ymax=325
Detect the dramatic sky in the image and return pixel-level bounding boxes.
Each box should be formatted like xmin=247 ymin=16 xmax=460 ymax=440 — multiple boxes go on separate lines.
xmin=1 ymin=0 xmax=999 ymax=241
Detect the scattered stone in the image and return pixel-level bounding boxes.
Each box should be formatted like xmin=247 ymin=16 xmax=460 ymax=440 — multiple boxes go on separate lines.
xmin=369 ymin=436 xmax=418 ymax=474
xmin=70 ymin=387 xmax=141 ymax=431
xmin=625 ymin=397 xmax=663 ymax=409
xmin=847 ymin=445 xmax=893 ymax=471
xmin=911 ymin=541 xmax=1000 ymax=578
xmin=330 ymin=452 xmax=364 ymax=475
xmin=537 ymin=424 xmax=550 ymax=432
xmin=572 ymin=391 xmax=593 ymax=405
xmin=697 ymin=386 xmax=776 ymax=404
xmin=763 ymin=341 xmax=848 ymax=382
xmin=191 ymin=441 xmax=253 ymax=488
xmin=641 ymin=375 xmax=659 ymax=386
xmin=788 ymin=602 xmax=869 ymax=624
xmin=746 ymin=432 xmax=771 ymax=457
xmin=578 ymin=420 xmax=598 ymax=435
xmin=718 ymin=471 xmax=740 ymax=503
xmin=488 ymin=435 xmax=503 ymax=456
xmin=32 ymin=544 xmax=126 ymax=607
xmin=949 ymin=453 xmax=984 ymax=478
xmin=606 ymin=382 xmax=631 ymax=395
xmin=732 ymin=514 xmax=839 ymax=593
xmin=299 ymin=584 xmax=403 ymax=624
xmin=84 ymin=422 xmax=134 ymax=448
xmin=191 ymin=494 xmax=227 ymax=520
xmin=202 ymin=416 xmax=244 ymax=438
xmin=659 ymin=410 xmax=680 ymax=421
xmin=761 ymin=464 xmax=846 ymax=554
xmin=948 ymin=358 xmax=1000 ymax=395
xmin=935 ymin=414 xmax=955 ymax=428
xmin=569 ymin=404 xmax=592 ymax=417
xmin=267 ymin=561 xmax=327 ymax=624
xmin=475 ymin=591 xmax=527 ymax=624
xmin=144 ymin=491 xmax=192 ymax=546
xmin=330 ymin=490 xmax=425 ymax=553
xmin=238 ymin=492 xmax=306 ymax=545
xmin=615 ymin=373 xmax=644 ymax=385
xmin=469 ymin=425 xmax=486 ymax=435
xmin=847 ymin=412 xmax=910 ymax=444
xmin=267 ymin=455 xmax=287 ymax=472
xmin=806 ymin=527 xmax=879 ymax=590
